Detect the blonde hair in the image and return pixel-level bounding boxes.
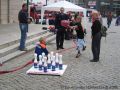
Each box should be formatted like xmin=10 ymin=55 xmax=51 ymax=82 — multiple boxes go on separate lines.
xmin=91 ymin=11 xmax=99 ymax=19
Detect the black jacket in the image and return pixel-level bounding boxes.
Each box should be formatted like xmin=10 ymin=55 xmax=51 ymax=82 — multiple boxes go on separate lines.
xmin=18 ymin=10 xmax=28 ymax=23
xmin=55 ymin=13 xmax=68 ymax=29
xmin=91 ymin=20 xmax=101 ymax=37
xmin=75 ymin=22 xmax=84 ymax=39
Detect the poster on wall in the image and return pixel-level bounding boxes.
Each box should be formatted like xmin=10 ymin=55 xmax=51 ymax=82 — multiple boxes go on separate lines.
xmin=23 ymin=0 xmax=46 ymax=5
xmin=23 ymin=0 xmax=65 ymax=5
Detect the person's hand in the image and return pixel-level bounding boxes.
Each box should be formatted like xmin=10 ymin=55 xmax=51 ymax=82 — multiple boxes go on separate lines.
xmin=67 ymin=25 xmax=70 ymax=28
xmin=28 ymin=18 xmax=32 ymax=24
xmin=69 ymin=26 xmax=73 ymax=29
xmin=70 ymin=26 xmax=74 ymax=30
xmin=72 ymin=26 xmax=77 ymax=30
xmin=74 ymin=25 xmax=77 ymax=28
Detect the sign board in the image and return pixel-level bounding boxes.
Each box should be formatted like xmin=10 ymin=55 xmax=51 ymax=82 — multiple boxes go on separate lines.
xmin=48 ymin=0 xmax=65 ymax=5
xmin=88 ymin=1 xmax=96 ymax=6
xmin=23 ymin=0 xmax=46 ymax=5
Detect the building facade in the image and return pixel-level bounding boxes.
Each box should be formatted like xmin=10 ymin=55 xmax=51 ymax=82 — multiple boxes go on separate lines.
xmin=0 ymin=0 xmax=23 ymax=24
xmin=67 ymin=0 xmax=120 ymax=16
xmin=66 ymin=0 xmax=84 ymax=6
xmin=0 ymin=0 xmax=120 ymax=24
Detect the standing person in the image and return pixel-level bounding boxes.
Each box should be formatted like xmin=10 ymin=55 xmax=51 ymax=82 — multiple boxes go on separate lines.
xmin=90 ymin=12 xmax=102 ymax=62
xmin=73 ymin=16 xmax=86 ymax=58
xmin=30 ymin=7 xmax=39 ymax=24
xmin=107 ymin=12 xmax=112 ymax=28
xmin=65 ymin=12 xmax=72 ymax=40
xmin=55 ymin=7 xmax=69 ymax=50
xmin=18 ymin=4 xmax=28 ymax=51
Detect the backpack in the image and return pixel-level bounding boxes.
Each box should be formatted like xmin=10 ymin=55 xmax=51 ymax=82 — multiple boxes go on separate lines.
xmin=101 ymin=25 xmax=107 ymax=37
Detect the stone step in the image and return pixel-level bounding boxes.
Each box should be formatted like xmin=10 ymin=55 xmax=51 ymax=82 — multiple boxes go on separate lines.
xmin=0 ymin=32 xmax=54 ymax=58
xmin=0 ymin=35 xmax=56 ymax=64
xmin=0 ymin=30 xmax=48 ymax=49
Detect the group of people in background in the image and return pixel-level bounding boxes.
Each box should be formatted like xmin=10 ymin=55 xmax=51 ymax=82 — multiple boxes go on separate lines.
xmin=18 ymin=3 xmax=119 ymax=62
xmin=54 ymin=7 xmax=103 ymax=62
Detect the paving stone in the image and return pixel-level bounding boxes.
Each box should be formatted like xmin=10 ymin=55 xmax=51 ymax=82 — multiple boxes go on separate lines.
xmin=0 ymin=18 xmax=120 ymax=90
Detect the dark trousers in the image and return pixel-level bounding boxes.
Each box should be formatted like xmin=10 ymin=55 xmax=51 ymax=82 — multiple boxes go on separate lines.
xmin=56 ymin=28 xmax=65 ymax=48
xmin=92 ymin=32 xmax=101 ymax=60
xmin=107 ymin=20 xmax=112 ymax=28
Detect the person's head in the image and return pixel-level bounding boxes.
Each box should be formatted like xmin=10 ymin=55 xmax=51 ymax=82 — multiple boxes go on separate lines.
xmin=22 ymin=3 xmax=27 ymax=11
xmin=60 ymin=7 xmax=64 ymax=13
xmin=39 ymin=37 xmax=46 ymax=44
xmin=108 ymin=11 xmax=112 ymax=15
xmin=75 ymin=16 xmax=82 ymax=23
xmin=91 ymin=11 xmax=99 ymax=22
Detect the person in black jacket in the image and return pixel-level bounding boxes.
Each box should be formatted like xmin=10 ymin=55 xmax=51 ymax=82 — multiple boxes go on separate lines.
xmin=107 ymin=12 xmax=112 ymax=28
xmin=72 ymin=16 xmax=86 ymax=58
xmin=18 ymin=3 xmax=28 ymax=51
xmin=90 ymin=12 xmax=102 ymax=62
xmin=70 ymin=16 xmax=86 ymax=58
xmin=55 ymin=7 xmax=69 ymax=50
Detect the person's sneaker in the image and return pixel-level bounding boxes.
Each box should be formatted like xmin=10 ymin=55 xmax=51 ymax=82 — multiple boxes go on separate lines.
xmin=90 ymin=59 xmax=99 ymax=62
xmin=19 ymin=48 xmax=28 ymax=51
xmin=75 ymin=53 xmax=81 ymax=58
xmin=56 ymin=48 xmax=59 ymax=50
xmin=60 ymin=47 xmax=64 ymax=49
xmin=82 ymin=46 xmax=86 ymax=51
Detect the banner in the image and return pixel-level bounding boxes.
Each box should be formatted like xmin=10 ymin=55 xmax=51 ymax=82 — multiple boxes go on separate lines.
xmin=32 ymin=0 xmax=46 ymax=5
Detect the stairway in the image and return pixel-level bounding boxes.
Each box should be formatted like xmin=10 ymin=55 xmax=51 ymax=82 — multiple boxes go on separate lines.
xmin=0 ymin=30 xmax=56 ymax=64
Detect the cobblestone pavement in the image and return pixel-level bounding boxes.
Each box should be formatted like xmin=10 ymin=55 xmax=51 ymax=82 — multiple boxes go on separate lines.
xmin=0 ymin=18 xmax=120 ymax=90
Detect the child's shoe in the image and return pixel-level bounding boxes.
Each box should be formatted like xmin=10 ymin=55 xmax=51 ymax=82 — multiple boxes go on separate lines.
xmin=75 ymin=53 xmax=81 ymax=58
xmin=82 ymin=46 xmax=86 ymax=51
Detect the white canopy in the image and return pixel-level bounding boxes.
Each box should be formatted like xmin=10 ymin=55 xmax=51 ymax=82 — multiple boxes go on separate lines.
xmin=42 ymin=0 xmax=86 ymax=12
xmin=41 ymin=1 xmax=87 ymax=28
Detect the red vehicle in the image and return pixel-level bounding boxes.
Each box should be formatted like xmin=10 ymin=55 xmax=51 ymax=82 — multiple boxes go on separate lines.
xmin=30 ymin=5 xmax=41 ymax=24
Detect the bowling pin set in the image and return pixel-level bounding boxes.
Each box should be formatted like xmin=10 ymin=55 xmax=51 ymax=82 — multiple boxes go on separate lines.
xmin=33 ymin=52 xmax=63 ymax=72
